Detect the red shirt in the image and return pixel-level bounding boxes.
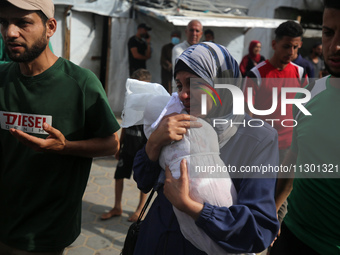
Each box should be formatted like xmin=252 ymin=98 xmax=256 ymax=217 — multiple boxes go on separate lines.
xmin=244 ymin=60 xmax=307 ymax=149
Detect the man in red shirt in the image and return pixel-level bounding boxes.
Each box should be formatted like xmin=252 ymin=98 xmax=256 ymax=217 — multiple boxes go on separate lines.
xmin=244 ymin=21 xmax=307 ymax=233
xmin=244 ymin=21 xmax=307 ymax=163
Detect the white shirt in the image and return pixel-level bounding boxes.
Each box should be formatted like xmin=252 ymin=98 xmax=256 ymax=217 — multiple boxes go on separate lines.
xmin=171 ymin=40 xmax=191 ymax=91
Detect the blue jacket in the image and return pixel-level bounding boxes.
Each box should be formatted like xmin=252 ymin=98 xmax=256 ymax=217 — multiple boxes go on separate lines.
xmin=133 ymin=115 xmax=280 ymax=254
xmin=293 ymin=54 xmax=315 ymax=78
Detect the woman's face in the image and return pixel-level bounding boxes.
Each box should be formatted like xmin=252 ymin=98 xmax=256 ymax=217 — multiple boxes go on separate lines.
xmin=253 ymin=43 xmax=261 ymax=55
xmin=175 ymin=71 xmax=213 ymax=117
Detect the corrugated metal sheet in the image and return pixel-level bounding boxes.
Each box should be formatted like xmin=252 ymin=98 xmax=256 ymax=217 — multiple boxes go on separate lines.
xmin=135 ymin=5 xmax=288 ymax=28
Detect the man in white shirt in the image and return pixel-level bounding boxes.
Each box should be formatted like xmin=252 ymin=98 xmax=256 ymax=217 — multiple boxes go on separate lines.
xmin=171 ymin=19 xmax=203 ymax=92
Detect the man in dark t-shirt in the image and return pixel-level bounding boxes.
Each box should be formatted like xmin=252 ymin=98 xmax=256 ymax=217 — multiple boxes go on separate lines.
xmin=0 ymin=0 xmax=120 ymax=253
xmin=128 ymin=23 xmax=152 ymax=76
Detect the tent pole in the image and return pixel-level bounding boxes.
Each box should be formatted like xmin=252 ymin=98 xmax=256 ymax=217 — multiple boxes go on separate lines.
xmin=63 ymin=5 xmax=72 ymax=60
xmin=100 ymin=16 xmax=112 ymax=92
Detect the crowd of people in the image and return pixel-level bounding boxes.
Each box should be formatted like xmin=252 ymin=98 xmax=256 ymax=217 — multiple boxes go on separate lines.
xmin=0 ymin=0 xmax=339 ymax=254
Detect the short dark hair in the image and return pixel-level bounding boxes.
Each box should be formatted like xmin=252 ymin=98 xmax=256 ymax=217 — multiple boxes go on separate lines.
xmin=312 ymin=41 xmax=322 ymax=49
xmin=324 ymin=0 xmax=340 ymax=9
xmin=131 ymin=68 xmax=151 ymax=82
xmin=171 ymin=30 xmax=181 ymax=38
xmin=204 ymin=29 xmax=214 ymax=36
xmin=36 ymin=10 xmax=49 ymax=24
xmin=275 ymin=21 xmax=303 ymax=41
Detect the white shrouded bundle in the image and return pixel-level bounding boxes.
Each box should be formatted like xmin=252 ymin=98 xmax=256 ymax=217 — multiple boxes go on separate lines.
xmin=122 ymin=78 xmax=253 ymax=255
xmin=121 ymin=78 xmax=170 ymax=128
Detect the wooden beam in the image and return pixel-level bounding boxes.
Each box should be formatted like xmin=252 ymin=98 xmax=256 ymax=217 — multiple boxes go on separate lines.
xmin=63 ymin=5 xmax=72 ymax=60
xmin=100 ymin=16 xmax=112 ymax=93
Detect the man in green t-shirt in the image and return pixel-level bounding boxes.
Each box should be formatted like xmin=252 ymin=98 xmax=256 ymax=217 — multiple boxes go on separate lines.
xmin=272 ymin=0 xmax=340 ymax=254
xmin=0 ymin=0 xmax=120 ymax=253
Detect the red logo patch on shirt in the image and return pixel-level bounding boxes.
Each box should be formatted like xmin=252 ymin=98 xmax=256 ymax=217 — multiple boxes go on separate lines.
xmin=0 ymin=111 xmax=52 ymax=135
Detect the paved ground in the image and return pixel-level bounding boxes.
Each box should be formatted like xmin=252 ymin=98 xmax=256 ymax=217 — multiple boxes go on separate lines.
xmin=62 ymin=155 xmax=268 ymax=255
xmin=61 ymin=116 xmax=268 ymax=255
xmin=64 ymin=156 xmax=141 ymax=255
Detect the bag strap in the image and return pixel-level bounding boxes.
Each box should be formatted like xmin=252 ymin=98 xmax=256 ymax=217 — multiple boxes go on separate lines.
xmin=136 ymin=188 xmax=156 ymax=224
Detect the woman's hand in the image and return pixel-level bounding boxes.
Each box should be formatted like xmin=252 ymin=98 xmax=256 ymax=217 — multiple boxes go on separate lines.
xmin=145 ymin=113 xmax=201 ymax=161
xmin=164 ymin=159 xmax=204 ymax=220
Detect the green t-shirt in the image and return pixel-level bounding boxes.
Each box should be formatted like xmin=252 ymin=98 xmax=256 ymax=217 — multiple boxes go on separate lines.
xmin=0 ymin=58 xmax=120 ymax=251
xmin=285 ymin=76 xmax=340 ymax=254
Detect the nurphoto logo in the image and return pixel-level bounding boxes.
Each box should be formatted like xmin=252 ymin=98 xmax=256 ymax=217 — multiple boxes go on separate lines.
xmin=195 ymin=78 xmax=312 ymax=128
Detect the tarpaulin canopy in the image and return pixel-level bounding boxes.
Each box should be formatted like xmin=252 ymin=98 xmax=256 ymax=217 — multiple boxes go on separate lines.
xmin=53 ymin=0 xmax=130 ymax=17
xmin=134 ymin=5 xmax=288 ymax=28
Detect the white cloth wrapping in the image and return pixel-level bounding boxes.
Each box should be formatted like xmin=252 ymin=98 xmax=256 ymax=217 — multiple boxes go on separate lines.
xmin=122 ymin=78 xmax=242 ymax=255
xmin=121 ymin=78 xmax=170 ymax=128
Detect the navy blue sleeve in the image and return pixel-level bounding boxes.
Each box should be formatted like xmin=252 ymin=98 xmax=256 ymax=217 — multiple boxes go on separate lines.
xmin=195 ymin=125 xmax=280 ymax=253
xmin=307 ymin=61 xmax=315 ymax=78
xmin=133 ymin=145 xmax=162 ymax=193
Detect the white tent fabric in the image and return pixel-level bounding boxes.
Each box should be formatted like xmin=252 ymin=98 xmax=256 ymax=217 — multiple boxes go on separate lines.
xmin=135 ymin=5 xmax=288 ymax=28
xmin=107 ymin=18 xmax=135 ymax=113
xmin=53 ymin=0 xmax=130 ymax=17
